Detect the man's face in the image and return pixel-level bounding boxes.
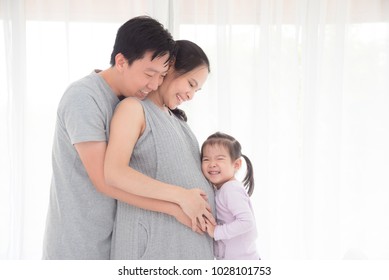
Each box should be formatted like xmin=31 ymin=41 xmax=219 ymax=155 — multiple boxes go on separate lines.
xmin=118 ymin=51 xmax=170 ymax=99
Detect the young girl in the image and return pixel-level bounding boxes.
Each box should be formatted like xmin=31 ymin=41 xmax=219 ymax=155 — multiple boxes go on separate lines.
xmin=201 ymin=132 xmax=260 ymax=260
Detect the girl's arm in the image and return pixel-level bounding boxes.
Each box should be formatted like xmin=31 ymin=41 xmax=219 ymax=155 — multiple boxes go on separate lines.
xmin=212 ymin=184 xmax=256 ymax=241
xmin=104 ymin=97 xmax=215 ymax=231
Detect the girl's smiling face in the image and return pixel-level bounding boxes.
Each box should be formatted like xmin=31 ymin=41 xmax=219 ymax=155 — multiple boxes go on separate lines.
xmin=201 ymin=144 xmax=242 ymax=188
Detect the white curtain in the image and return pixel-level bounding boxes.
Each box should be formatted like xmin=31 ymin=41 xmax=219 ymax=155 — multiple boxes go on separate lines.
xmin=1 ymin=0 xmax=388 ymax=259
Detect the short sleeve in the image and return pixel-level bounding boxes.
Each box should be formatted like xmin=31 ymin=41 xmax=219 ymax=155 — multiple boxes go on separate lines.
xmin=59 ymin=85 xmax=107 ymax=144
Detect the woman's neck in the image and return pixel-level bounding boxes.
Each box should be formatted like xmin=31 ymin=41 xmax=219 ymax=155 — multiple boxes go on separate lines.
xmin=147 ymin=91 xmax=162 ymax=107
xmin=147 ymin=91 xmax=170 ymax=113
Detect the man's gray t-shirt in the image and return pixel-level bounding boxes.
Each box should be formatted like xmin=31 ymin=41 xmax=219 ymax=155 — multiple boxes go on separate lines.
xmin=42 ymin=71 xmax=119 ymax=259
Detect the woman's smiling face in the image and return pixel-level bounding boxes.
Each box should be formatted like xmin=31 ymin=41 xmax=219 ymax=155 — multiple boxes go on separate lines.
xmin=161 ymin=65 xmax=209 ymax=109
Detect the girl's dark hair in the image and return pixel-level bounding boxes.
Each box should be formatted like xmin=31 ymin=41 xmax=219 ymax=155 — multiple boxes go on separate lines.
xmin=169 ymin=40 xmax=210 ymax=122
xmin=110 ymin=16 xmax=176 ymax=66
xmin=201 ymin=132 xmax=255 ymax=196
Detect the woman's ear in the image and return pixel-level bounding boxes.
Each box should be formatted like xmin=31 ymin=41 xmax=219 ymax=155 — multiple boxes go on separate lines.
xmin=167 ymin=64 xmax=176 ymax=75
xmin=234 ymin=158 xmax=242 ymax=171
xmin=169 ymin=58 xmax=176 ymax=67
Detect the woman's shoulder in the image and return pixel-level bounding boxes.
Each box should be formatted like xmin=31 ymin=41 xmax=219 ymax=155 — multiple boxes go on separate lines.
xmin=111 ymin=97 xmax=147 ymax=129
xmin=118 ymin=96 xmax=142 ymax=107
xmin=114 ymin=97 xmax=145 ymax=114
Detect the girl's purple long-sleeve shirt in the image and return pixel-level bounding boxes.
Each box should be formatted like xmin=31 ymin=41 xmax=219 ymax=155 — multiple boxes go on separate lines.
xmin=214 ymin=180 xmax=260 ymax=260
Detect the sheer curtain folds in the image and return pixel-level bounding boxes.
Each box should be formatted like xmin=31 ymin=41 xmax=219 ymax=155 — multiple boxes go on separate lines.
xmin=1 ymin=0 xmax=388 ymax=259
xmin=1 ymin=0 xmax=26 ymax=259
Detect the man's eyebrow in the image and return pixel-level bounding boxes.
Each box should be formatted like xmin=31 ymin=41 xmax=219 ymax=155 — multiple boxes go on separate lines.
xmin=145 ymin=68 xmax=168 ymax=74
xmin=145 ymin=68 xmax=158 ymax=72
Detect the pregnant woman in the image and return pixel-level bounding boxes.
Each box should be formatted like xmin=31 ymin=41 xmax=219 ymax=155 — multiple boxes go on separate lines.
xmin=105 ymin=40 xmax=215 ymax=259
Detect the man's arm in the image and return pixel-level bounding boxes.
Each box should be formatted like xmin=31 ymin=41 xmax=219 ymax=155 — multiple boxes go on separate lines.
xmin=74 ymin=141 xmax=198 ymax=231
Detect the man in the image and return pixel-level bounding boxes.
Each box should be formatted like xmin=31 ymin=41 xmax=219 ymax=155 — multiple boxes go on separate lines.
xmin=42 ymin=16 xmax=177 ymax=259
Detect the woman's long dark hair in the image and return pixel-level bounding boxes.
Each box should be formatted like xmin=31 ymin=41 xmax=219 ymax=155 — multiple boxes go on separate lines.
xmin=170 ymin=40 xmax=210 ymax=121
xmin=201 ymin=132 xmax=255 ymax=196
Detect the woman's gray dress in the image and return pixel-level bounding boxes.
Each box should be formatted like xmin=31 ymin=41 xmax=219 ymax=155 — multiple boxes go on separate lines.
xmin=110 ymin=99 xmax=215 ymax=259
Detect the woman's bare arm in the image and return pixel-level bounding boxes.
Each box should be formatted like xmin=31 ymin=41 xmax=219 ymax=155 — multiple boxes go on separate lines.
xmin=75 ymin=140 xmax=199 ymax=231
xmin=104 ymin=98 xmax=215 ymax=230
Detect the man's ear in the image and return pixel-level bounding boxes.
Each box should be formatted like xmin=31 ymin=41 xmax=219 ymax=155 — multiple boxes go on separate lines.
xmin=114 ymin=53 xmax=127 ymax=72
xmin=234 ymin=158 xmax=242 ymax=171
